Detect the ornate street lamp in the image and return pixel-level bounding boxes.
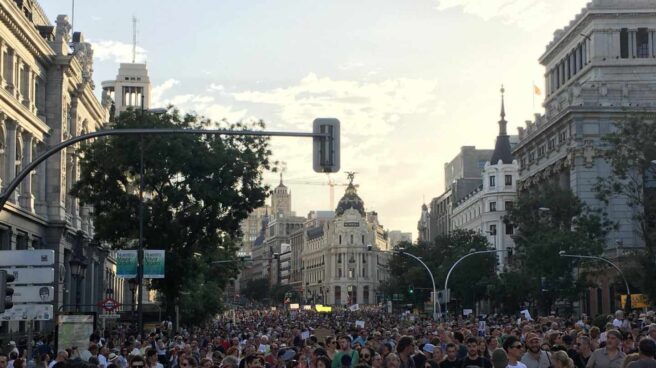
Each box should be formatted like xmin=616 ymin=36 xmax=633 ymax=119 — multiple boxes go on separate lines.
xmin=128 ymin=278 xmax=138 ymax=319
xmin=69 ymin=255 xmax=87 ymax=311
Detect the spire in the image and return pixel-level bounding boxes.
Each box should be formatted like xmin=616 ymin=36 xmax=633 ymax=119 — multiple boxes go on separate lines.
xmin=279 ymin=172 xmax=283 ymax=186
xmin=489 ymin=85 xmax=514 ymax=165
xmin=498 ymin=85 xmax=507 ymax=136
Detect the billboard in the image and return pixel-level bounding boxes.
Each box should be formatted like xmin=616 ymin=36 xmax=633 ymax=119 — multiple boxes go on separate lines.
xmin=143 ymin=250 xmax=165 ymax=279
xmin=57 ymin=314 xmax=95 ymax=351
xmin=12 ymin=286 xmax=55 ymax=303
xmin=0 ymin=304 xmax=53 ymax=321
xmin=116 ymin=250 xmax=137 ymax=278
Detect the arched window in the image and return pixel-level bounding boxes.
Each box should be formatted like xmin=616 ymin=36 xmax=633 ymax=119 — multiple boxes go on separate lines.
xmin=363 ymin=286 xmax=370 ymax=304
xmin=334 ymin=286 xmax=341 ymax=305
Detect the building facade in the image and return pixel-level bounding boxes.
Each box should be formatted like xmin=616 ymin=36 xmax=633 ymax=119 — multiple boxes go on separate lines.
xmin=512 ymin=0 xmax=655 ymax=315
xmin=0 ymin=1 xmax=111 ymax=336
xmin=301 ymin=177 xmax=390 ymax=305
xmin=388 ymin=230 xmax=412 ymax=248
xmin=451 ymin=89 xmax=518 ymax=269
xmin=101 ymin=63 xmax=151 ymax=116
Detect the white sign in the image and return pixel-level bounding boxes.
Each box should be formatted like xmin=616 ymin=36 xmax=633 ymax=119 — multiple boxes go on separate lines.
xmin=301 ymin=331 xmax=310 ymax=340
xmin=12 ymin=286 xmax=54 ymax=303
xmin=463 ymin=309 xmax=473 ymax=316
xmin=0 ymin=250 xmax=55 ymax=267
xmin=355 ymin=320 xmax=365 ymax=328
xmin=289 ymin=303 xmax=300 ymax=310
xmin=1 ymin=268 xmax=55 ymax=284
xmin=349 ymin=304 xmax=359 ymax=311
xmin=99 ymin=314 xmax=120 ymax=319
xmin=0 ymin=304 xmax=53 ymax=321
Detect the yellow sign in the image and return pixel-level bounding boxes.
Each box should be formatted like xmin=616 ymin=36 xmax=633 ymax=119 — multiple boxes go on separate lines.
xmin=315 ymin=305 xmax=333 ymax=313
xmin=289 ymin=303 xmax=300 ymax=310
xmin=620 ymin=294 xmax=649 ymax=309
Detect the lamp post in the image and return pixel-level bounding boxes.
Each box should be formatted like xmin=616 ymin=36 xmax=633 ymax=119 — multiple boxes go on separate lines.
xmin=443 ymin=248 xmax=509 ymax=318
xmin=395 ymin=247 xmax=440 ymax=321
xmin=128 ymin=278 xmax=138 ymax=324
xmin=69 ymin=255 xmax=87 ymax=312
xmin=558 ymin=251 xmax=632 ymax=311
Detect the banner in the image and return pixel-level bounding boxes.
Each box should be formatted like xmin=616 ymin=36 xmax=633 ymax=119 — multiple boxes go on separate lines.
xmin=116 ymin=250 xmax=137 ymax=278
xmin=0 ymin=304 xmax=53 ymax=321
xmin=144 ymin=250 xmax=165 ymax=278
xmin=621 ymin=294 xmax=649 ymax=309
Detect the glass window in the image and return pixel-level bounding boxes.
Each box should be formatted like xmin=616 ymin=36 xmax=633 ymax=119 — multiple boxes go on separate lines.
xmin=505 ymin=201 xmax=514 ymax=211
xmin=505 ymin=175 xmax=512 ymax=186
xmin=489 ymin=202 xmax=497 ymax=212
xmin=489 ymin=224 xmax=497 ymax=236
xmin=489 ymin=176 xmax=496 ymax=187
xmin=620 ymin=28 xmax=629 ymax=59
xmin=637 ymin=28 xmax=649 ymax=58
xmin=506 ymin=223 xmax=514 ymax=235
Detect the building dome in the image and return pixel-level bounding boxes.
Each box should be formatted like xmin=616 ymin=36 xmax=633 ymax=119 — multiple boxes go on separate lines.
xmin=335 ymin=183 xmax=365 ymax=216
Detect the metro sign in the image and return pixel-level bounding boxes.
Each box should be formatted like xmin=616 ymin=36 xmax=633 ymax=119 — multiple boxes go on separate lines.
xmin=97 ymin=297 xmax=120 ymax=312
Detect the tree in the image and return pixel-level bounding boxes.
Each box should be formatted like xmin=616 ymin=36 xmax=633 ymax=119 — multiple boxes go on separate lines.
xmin=508 ymin=185 xmax=608 ymax=315
xmin=381 ymin=230 xmax=497 ymax=313
xmin=71 ymin=108 xmax=274 ymax=323
xmin=242 ymin=278 xmax=270 ymax=302
xmin=595 ymin=113 xmax=656 ymax=303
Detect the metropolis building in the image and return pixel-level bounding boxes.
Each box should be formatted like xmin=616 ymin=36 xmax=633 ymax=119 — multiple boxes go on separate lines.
xmin=301 ymin=176 xmax=390 ymax=305
xmin=512 ymin=0 xmax=656 ymax=315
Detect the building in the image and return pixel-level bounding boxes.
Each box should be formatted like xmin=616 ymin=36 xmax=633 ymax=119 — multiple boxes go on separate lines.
xmin=279 ymin=243 xmax=291 ymax=285
xmin=388 ymin=230 xmax=412 ymax=248
xmin=101 ymin=63 xmax=151 ymax=116
xmin=271 ymin=174 xmax=293 ymax=218
xmin=417 ymin=203 xmax=431 ymax=243
xmin=512 ymin=0 xmax=655 ymax=315
xmin=237 ymin=205 xmax=270 ymax=286
xmin=263 ymin=213 xmax=305 ymax=285
xmin=451 ymin=88 xmax=518 ymax=269
xmin=301 ymin=175 xmax=390 ymax=305
xmin=0 ymin=2 xmax=109 ymax=336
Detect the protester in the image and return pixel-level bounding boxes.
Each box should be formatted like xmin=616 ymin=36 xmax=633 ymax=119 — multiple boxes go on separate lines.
xmin=503 ymin=336 xmax=527 ymax=368
xmin=587 ymin=330 xmax=626 ymax=368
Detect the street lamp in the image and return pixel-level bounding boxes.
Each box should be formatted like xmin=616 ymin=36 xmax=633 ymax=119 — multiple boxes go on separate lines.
xmin=443 ymin=248 xmax=510 ymax=318
xmin=128 ymin=278 xmax=138 ymax=322
xmin=558 ymin=251 xmax=632 ymax=311
xmin=69 ymin=255 xmax=87 ymax=312
xmin=395 ymin=247 xmax=440 ymax=321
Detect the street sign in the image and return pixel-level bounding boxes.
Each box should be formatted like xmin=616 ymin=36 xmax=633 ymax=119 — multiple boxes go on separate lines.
xmin=0 ymin=303 xmax=53 ymax=321
xmin=1 ymin=268 xmax=54 ymax=284
xmin=12 ymin=286 xmax=54 ymax=303
xmin=97 ymin=298 xmax=120 ymax=312
xmin=0 ymin=250 xmax=55 ymax=267
xmin=98 ymin=314 xmax=120 ymax=319
xmin=312 ymin=118 xmax=340 ymax=173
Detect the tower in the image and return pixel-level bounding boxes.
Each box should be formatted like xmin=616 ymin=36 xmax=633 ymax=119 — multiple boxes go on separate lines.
xmin=271 ymin=173 xmax=292 ymax=217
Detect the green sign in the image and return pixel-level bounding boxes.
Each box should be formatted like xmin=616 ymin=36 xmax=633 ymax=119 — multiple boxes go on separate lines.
xmin=144 ymin=250 xmax=165 ymax=279
xmin=116 ymin=250 xmax=137 ymax=278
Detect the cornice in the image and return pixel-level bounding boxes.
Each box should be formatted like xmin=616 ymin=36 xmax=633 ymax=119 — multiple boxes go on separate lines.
xmin=0 ymin=2 xmax=54 ymax=65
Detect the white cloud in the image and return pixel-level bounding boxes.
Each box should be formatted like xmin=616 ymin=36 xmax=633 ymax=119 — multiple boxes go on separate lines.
xmin=90 ymin=40 xmax=147 ymax=63
xmin=434 ymin=0 xmax=589 ymax=30
xmin=151 ymin=79 xmax=179 ymax=107
xmin=207 ymin=83 xmax=225 ymax=92
xmin=232 ymin=73 xmax=442 ymax=136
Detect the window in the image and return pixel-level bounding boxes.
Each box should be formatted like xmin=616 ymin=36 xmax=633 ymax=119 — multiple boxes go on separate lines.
xmin=620 ymin=28 xmax=629 ymax=59
xmin=489 ymin=224 xmax=497 ymax=236
xmin=339 ymin=235 xmax=342 ymax=245
xmin=489 ymin=176 xmax=496 ymax=187
xmin=506 ymin=223 xmax=514 ymax=235
xmin=505 ymin=201 xmax=514 ymax=211
xmin=350 ymin=234 xmax=353 ymax=245
xmin=338 ymin=269 xmax=343 ymax=278
xmin=348 ymin=269 xmax=354 ymax=279
xmin=637 ymin=28 xmax=649 ymax=58
xmin=489 ymin=202 xmax=497 ymax=212
xmin=362 ymin=267 xmax=366 ymax=277
xmin=548 ymin=137 xmax=556 ymax=150
xmin=361 ymin=235 xmax=365 ymax=244
xmin=362 ymin=254 xmax=366 ymax=263
xmin=505 ymin=175 xmax=512 ymax=186
xmin=338 ymin=254 xmax=342 ymax=263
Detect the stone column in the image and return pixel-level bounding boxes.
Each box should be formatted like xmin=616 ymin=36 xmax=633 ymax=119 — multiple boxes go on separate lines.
xmin=4 ymin=49 xmax=14 ymax=93
xmin=630 ymin=31 xmax=636 ymax=58
xmin=14 ymin=57 xmax=21 ymax=100
xmin=19 ymin=132 xmax=33 ymax=210
xmin=649 ymin=30 xmax=654 ymax=57
xmin=0 ymin=39 xmax=4 ymax=87
xmin=5 ymin=120 xmax=17 ymax=203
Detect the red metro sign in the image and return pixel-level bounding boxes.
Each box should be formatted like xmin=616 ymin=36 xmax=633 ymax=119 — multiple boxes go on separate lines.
xmin=98 ymin=297 xmax=121 ymax=312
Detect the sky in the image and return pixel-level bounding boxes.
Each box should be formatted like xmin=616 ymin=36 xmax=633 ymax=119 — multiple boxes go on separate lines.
xmin=41 ymin=0 xmax=591 ymax=238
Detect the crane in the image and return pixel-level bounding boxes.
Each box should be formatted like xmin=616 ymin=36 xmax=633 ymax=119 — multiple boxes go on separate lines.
xmin=285 ymin=174 xmax=356 ymax=209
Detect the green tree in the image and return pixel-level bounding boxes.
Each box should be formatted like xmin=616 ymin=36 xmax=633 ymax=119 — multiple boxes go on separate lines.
xmin=242 ymin=278 xmax=270 ymax=302
xmin=71 ymin=108 xmax=274 ymax=324
xmin=381 ymin=230 xmax=497 ymax=313
xmin=508 ymin=185 xmax=608 ymax=314
xmin=595 ymin=113 xmax=656 ymax=303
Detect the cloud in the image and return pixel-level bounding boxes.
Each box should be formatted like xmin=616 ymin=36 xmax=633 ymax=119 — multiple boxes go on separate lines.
xmin=232 ymin=73 xmax=442 ymax=136
xmin=151 ymin=79 xmax=180 ymax=107
xmin=90 ymin=40 xmax=147 ymax=63
xmin=207 ymin=83 xmax=225 ymax=92
xmin=433 ymin=0 xmax=589 ymax=30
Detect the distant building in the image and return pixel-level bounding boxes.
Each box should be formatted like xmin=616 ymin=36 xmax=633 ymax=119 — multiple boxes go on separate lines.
xmin=417 ymin=203 xmax=431 ymax=243
xmin=271 ymin=174 xmax=293 ymax=218
xmin=388 ymin=230 xmax=412 ymax=248
xmin=451 ymin=88 xmax=518 ymax=269
xmin=101 ymin=63 xmax=151 ymax=116
xmin=301 ymin=175 xmax=390 ymax=305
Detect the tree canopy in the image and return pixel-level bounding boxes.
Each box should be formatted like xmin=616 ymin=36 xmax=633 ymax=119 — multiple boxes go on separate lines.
xmin=71 ymin=108 xmax=274 ymax=324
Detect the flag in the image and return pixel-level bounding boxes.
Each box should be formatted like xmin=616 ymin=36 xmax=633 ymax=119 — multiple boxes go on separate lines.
xmin=533 ymin=84 xmax=542 ymax=96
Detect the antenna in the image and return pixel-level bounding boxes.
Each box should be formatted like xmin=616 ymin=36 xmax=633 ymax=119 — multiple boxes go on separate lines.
xmin=132 ymin=16 xmax=137 ymax=63
xmin=71 ymin=0 xmax=75 ymax=32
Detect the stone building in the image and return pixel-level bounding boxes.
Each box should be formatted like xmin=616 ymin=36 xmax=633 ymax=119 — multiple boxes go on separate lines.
xmin=102 ymin=63 xmax=151 ymax=116
xmin=0 ymin=1 xmax=110 ymax=336
xmin=512 ymin=0 xmax=655 ymax=315
xmin=301 ymin=175 xmax=390 ymax=305
xmin=388 ymin=230 xmax=412 ymax=248
xmin=451 ymin=88 xmax=518 ymax=269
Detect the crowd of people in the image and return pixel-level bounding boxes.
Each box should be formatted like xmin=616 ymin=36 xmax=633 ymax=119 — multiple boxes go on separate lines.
xmin=1 ymin=308 xmax=656 ymax=368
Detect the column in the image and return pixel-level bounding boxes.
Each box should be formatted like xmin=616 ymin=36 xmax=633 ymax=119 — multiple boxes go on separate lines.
xmin=649 ymin=30 xmax=654 ymax=57
xmin=14 ymin=57 xmax=21 ymax=100
xmin=5 ymin=120 xmax=17 ymax=203
xmin=0 ymin=39 xmax=4 ymax=86
xmin=19 ymin=132 xmax=33 ymax=210
xmin=630 ymin=31 xmax=636 ymax=58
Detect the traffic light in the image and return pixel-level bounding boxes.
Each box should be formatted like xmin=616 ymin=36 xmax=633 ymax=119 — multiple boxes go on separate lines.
xmin=0 ymin=270 xmax=15 ymax=313
xmin=408 ymin=285 xmax=414 ymax=294
xmin=312 ymin=118 xmax=340 ymax=173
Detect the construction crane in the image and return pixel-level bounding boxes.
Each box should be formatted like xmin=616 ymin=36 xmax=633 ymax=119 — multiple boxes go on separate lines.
xmin=285 ymin=174 xmax=356 ymax=209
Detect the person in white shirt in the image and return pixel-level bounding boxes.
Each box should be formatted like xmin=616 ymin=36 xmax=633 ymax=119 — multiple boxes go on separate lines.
xmin=98 ymin=347 xmax=110 ymax=368
xmin=612 ymin=311 xmax=630 ymax=332
xmin=504 ymin=337 xmax=528 ymax=368
xmin=48 ymin=351 xmax=68 ymax=368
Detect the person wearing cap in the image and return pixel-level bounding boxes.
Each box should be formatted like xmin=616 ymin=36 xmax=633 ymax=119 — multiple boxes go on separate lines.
xmin=626 ymin=339 xmax=656 ymax=368
xmin=586 ymin=329 xmax=625 ymax=368
xmin=521 ymin=333 xmax=551 ymax=368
